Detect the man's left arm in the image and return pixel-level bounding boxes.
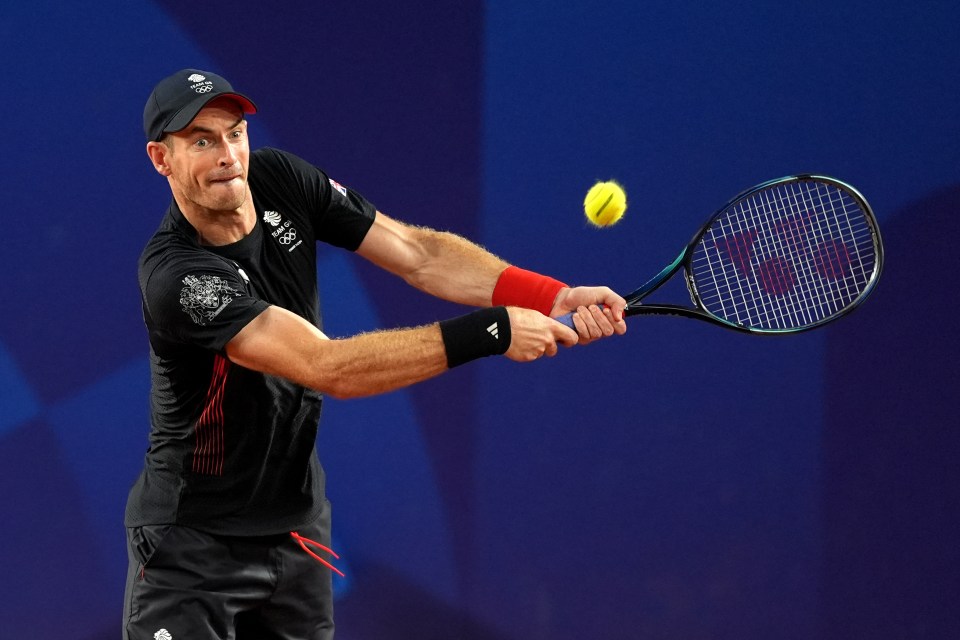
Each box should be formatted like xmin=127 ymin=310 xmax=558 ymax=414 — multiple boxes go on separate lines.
xmin=355 ymin=211 xmax=627 ymax=343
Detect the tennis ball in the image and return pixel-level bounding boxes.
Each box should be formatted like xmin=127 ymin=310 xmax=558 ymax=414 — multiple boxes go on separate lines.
xmin=583 ymin=180 xmax=627 ymax=227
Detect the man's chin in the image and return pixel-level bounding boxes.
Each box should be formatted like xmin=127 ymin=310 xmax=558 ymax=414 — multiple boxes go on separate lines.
xmin=203 ymin=185 xmax=247 ymax=211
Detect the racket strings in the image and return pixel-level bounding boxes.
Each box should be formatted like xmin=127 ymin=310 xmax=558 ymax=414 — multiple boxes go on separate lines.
xmin=746 ymin=187 xmax=867 ymax=326
xmin=691 ymin=180 xmax=878 ymax=330
xmin=753 ymin=184 xmax=870 ymax=326
xmin=754 ymin=185 xmax=846 ymax=325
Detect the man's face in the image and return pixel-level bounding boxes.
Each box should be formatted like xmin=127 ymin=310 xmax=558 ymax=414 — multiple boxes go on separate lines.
xmin=159 ymin=98 xmax=251 ymax=214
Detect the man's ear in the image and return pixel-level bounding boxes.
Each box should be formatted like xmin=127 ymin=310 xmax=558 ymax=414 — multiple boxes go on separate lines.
xmin=146 ymin=140 xmax=172 ymax=176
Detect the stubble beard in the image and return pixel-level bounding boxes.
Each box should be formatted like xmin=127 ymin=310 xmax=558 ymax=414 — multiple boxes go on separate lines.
xmin=179 ymin=174 xmax=249 ymax=215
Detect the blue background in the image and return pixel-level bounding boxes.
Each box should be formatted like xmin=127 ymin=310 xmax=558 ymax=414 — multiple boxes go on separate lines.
xmin=2 ymin=1 xmax=958 ymax=638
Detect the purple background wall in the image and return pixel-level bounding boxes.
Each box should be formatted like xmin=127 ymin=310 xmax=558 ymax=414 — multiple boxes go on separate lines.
xmin=1 ymin=1 xmax=958 ymax=638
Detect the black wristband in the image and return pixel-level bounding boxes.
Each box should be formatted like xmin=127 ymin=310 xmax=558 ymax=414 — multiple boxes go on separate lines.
xmin=439 ymin=306 xmax=511 ymax=368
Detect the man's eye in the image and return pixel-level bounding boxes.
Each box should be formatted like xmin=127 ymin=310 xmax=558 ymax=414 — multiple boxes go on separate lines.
xmin=195 ymin=139 xmax=209 ymax=148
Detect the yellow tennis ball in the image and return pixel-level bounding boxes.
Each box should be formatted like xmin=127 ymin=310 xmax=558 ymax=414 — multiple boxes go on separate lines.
xmin=583 ymin=180 xmax=627 ymax=227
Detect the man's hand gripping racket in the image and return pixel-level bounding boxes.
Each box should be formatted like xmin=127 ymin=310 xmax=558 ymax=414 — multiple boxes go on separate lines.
xmin=559 ymin=175 xmax=883 ymax=334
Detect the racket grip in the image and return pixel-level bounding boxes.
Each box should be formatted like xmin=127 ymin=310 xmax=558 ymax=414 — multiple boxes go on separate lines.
xmin=555 ymin=305 xmax=608 ymax=329
xmin=555 ymin=312 xmax=576 ymax=329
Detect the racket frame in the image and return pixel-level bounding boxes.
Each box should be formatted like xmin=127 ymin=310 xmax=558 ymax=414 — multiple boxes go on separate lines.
xmin=622 ymin=174 xmax=884 ymax=334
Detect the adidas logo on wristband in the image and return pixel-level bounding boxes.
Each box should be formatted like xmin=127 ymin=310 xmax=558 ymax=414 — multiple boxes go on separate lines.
xmin=440 ymin=307 xmax=511 ymax=368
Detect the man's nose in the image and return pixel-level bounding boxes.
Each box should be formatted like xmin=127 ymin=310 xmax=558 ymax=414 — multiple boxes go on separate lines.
xmin=219 ymin=140 xmax=239 ymax=166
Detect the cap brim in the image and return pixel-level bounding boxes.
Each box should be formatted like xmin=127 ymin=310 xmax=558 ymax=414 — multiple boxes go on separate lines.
xmin=163 ymin=92 xmax=258 ymax=135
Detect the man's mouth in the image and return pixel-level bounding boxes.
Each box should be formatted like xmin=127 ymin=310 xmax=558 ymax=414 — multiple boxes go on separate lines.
xmin=209 ymin=174 xmax=241 ymax=184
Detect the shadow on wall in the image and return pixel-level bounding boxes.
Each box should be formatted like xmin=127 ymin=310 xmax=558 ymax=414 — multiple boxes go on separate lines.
xmin=336 ymin=563 xmax=512 ymax=640
xmin=821 ymin=185 xmax=960 ymax=639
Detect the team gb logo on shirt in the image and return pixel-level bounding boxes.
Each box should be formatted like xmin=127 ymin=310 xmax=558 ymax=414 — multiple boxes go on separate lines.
xmin=179 ymin=274 xmax=243 ymax=326
xmin=263 ymin=210 xmax=302 ymax=252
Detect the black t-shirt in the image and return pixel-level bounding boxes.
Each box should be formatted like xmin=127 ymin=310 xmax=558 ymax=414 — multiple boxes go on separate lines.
xmin=125 ymin=147 xmax=377 ymax=535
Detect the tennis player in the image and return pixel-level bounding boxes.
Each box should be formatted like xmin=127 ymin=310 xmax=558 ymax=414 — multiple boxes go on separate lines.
xmin=123 ymin=68 xmax=626 ymax=640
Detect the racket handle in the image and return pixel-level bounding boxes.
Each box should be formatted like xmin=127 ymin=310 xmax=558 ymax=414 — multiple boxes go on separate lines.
xmin=556 ymin=312 xmax=576 ymax=329
xmin=555 ymin=304 xmax=610 ymax=329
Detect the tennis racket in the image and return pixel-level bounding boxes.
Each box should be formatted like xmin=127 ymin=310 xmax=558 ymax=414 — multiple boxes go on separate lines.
xmin=559 ymin=175 xmax=883 ymax=334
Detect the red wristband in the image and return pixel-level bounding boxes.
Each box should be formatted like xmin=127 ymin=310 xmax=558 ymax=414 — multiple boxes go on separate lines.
xmin=491 ymin=266 xmax=568 ymax=316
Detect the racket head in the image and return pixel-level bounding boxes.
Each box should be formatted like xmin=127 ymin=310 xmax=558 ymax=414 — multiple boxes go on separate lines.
xmin=680 ymin=175 xmax=883 ymax=333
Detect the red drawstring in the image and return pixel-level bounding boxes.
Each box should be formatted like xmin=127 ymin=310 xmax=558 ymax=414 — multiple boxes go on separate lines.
xmin=290 ymin=532 xmax=345 ymax=577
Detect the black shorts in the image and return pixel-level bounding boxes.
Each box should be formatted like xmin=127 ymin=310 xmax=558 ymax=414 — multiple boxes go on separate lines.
xmin=122 ymin=503 xmax=336 ymax=640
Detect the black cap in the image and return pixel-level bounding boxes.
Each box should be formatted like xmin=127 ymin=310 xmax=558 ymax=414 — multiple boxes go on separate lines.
xmin=143 ymin=69 xmax=257 ymax=142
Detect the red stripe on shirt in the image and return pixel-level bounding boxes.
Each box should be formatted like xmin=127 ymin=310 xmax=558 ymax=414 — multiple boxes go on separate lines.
xmin=193 ymin=355 xmax=230 ymax=475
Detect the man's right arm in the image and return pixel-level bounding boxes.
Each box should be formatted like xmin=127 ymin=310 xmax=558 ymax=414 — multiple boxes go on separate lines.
xmin=224 ymin=304 xmax=577 ymax=399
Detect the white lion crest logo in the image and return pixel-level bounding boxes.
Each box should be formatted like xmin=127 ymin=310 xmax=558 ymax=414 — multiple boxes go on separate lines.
xmin=186 ymin=73 xmax=205 ymax=83
xmin=154 ymin=629 xmax=173 ymax=640
xmin=179 ymin=274 xmax=243 ymax=326
xmin=263 ymin=210 xmax=282 ymax=227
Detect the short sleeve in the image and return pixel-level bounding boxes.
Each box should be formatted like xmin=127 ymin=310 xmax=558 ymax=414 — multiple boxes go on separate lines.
xmin=250 ymin=148 xmax=377 ymax=250
xmin=142 ymin=252 xmax=269 ymax=352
